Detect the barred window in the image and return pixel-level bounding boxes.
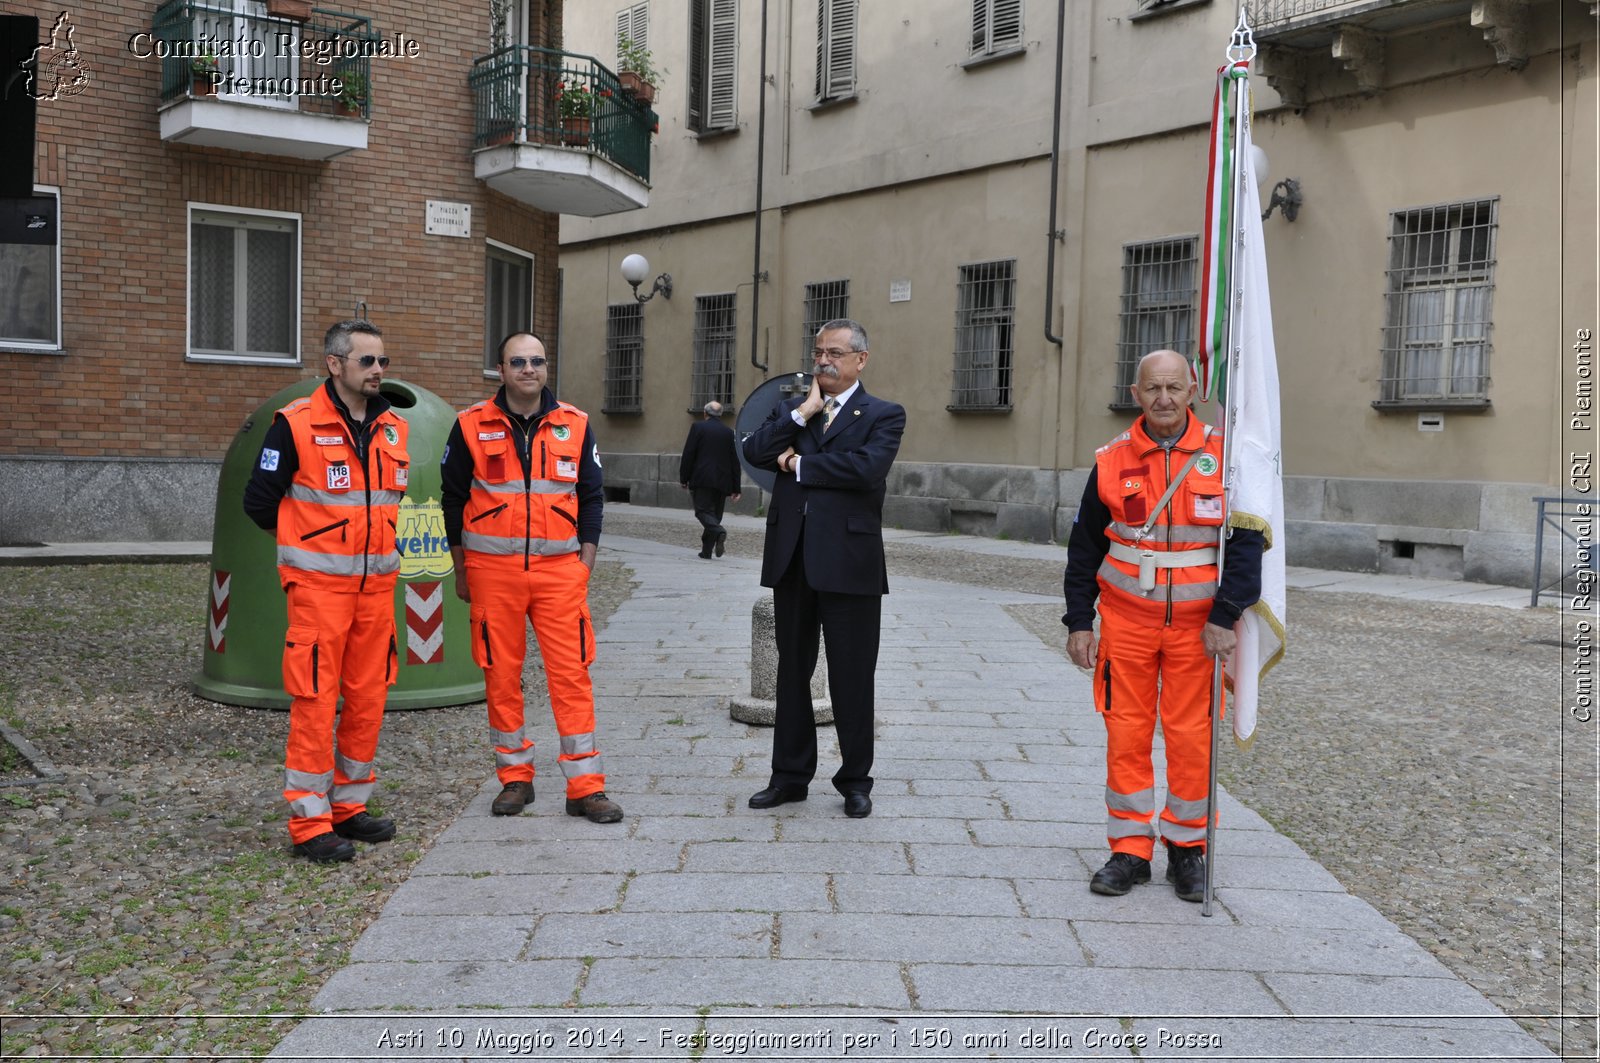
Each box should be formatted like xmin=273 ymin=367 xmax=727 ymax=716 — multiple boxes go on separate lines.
xmin=950 ymin=259 xmax=1015 ymax=410
xmin=604 ymin=303 xmax=643 ymax=413
xmin=189 ymin=205 xmax=299 ymax=364
xmin=971 ymin=0 xmax=1022 ymax=56
xmin=1115 ymin=236 xmax=1197 ymax=409
xmin=801 ymin=279 xmax=850 ymax=368
xmin=691 ymin=293 xmax=737 ymax=410
xmin=1378 ymin=199 xmax=1497 ymax=406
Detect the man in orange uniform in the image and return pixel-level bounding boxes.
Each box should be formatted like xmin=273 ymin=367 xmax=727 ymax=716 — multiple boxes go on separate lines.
xmin=440 ymin=333 xmax=622 ymax=823
xmin=244 ymin=319 xmax=409 ymax=863
xmin=1063 ymin=349 xmax=1262 ymax=900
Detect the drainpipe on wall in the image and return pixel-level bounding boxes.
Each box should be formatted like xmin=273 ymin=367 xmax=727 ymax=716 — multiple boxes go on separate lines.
xmin=749 ymin=0 xmax=772 ymax=372
xmin=1043 ymin=0 xmax=1067 ymax=351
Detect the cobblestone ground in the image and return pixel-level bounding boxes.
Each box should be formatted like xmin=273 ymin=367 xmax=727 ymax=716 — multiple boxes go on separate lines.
xmin=0 ymin=514 xmax=1593 ymax=1059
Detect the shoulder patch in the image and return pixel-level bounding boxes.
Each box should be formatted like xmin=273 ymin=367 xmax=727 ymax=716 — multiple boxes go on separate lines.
xmin=258 ymin=448 xmax=280 ymax=472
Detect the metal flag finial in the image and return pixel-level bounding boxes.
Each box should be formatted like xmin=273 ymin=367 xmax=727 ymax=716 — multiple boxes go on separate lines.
xmin=1227 ymin=5 xmax=1256 ymax=63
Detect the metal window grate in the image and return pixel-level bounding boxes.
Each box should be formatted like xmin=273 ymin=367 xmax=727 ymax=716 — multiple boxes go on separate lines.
xmin=604 ymin=302 xmax=643 ymax=413
xmin=801 ymin=279 xmax=850 ymax=369
xmin=951 ymin=259 xmax=1016 ymax=410
xmin=1378 ymin=199 xmax=1497 ymax=406
xmin=691 ymin=293 xmax=737 ymax=410
xmin=1115 ymin=237 xmax=1198 ymax=409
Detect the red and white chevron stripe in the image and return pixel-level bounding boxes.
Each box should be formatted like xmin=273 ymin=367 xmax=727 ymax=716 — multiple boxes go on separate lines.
xmin=208 ymin=571 xmax=230 ymax=653
xmin=405 ymin=580 xmax=444 ymax=665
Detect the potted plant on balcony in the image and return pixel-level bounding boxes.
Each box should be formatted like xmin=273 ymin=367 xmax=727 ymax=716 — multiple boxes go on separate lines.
xmin=336 ymin=71 xmax=368 ymax=117
xmin=190 ymin=51 xmax=219 ymax=96
xmin=266 ymin=0 xmax=313 ymax=20
xmin=556 ymin=81 xmax=594 ymax=145
xmin=616 ymin=36 xmax=659 ymax=106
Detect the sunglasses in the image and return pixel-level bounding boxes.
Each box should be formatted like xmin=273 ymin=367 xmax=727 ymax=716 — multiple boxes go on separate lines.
xmin=335 ymin=354 xmax=390 ymax=369
xmin=507 ymin=356 xmax=547 ymax=370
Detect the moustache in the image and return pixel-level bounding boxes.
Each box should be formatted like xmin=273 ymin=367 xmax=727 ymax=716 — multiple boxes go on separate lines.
xmin=814 ymin=364 xmax=841 ymax=379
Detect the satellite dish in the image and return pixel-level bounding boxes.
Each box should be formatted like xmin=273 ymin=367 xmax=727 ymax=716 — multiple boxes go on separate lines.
xmin=735 ymin=372 xmax=811 ymax=494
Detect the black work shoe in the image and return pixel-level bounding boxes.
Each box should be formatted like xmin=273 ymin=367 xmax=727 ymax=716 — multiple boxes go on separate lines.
xmin=492 ymin=781 xmax=534 ymax=816
xmin=748 ymin=785 xmax=808 ymax=809
xmin=332 ymin=811 xmax=396 ymax=843
xmin=714 ymin=530 xmax=727 ymax=557
xmin=293 ymin=832 xmax=355 ymax=863
xmin=565 ymin=791 xmax=624 ymax=823
xmin=1089 ymin=852 xmax=1152 ymax=895
xmin=1165 ymin=842 xmax=1206 ymax=902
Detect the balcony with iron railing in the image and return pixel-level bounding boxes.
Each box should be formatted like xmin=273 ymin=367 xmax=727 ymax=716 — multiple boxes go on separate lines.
xmin=468 ymin=46 xmax=655 ymax=218
xmin=1249 ymin=0 xmax=1474 ymax=35
xmin=151 ymin=1 xmax=378 ymax=160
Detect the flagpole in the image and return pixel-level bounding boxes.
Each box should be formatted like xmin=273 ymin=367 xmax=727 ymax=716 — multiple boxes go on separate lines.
xmin=1203 ymin=9 xmax=1255 ymax=918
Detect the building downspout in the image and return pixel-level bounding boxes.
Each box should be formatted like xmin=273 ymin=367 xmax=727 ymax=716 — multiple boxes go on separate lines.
xmin=749 ymin=0 xmax=771 ymax=373
xmin=1044 ymin=0 xmax=1066 ymax=351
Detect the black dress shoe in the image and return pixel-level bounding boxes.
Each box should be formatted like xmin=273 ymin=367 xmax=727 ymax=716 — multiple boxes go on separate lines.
xmin=714 ymin=530 xmax=727 ymax=557
xmin=843 ymin=792 xmax=872 ymax=818
xmin=748 ymin=785 xmax=807 ymax=809
xmin=1165 ymin=841 xmax=1206 ymax=902
xmin=332 ymin=811 xmax=396 ymax=843
xmin=1089 ymin=852 xmax=1151 ymax=895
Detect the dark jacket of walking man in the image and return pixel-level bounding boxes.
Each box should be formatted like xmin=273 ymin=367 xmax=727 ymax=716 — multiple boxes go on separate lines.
xmin=679 ymin=401 xmax=742 ymax=558
xmin=740 ymin=318 xmax=906 ymax=819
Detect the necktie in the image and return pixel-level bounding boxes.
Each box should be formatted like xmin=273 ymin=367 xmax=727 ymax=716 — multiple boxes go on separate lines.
xmin=822 ymin=397 xmax=838 ymax=431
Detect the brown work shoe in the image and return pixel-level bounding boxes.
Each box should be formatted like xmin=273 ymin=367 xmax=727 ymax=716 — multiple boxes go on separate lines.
xmin=565 ymin=791 xmax=624 ymax=823
xmin=491 ymin=781 xmax=534 ymax=816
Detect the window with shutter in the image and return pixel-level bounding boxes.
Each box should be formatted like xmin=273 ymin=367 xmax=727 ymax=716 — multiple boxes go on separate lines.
xmin=971 ymin=0 xmax=1022 ymax=56
xmin=689 ymin=0 xmax=738 ymax=132
xmin=815 ymin=0 xmax=856 ymax=102
xmin=615 ymin=2 xmax=649 ymax=62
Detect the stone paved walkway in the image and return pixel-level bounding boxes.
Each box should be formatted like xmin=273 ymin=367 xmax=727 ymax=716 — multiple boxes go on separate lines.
xmin=268 ymin=520 xmax=1552 ymax=1062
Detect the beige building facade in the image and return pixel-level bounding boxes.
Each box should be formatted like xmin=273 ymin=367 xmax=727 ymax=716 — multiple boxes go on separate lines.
xmin=556 ymin=0 xmax=1597 ymax=589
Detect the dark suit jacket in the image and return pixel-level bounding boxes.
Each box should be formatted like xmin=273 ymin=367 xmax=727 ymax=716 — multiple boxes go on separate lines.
xmin=742 ymin=386 xmax=906 ymax=595
xmin=679 ymin=417 xmax=741 ymax=495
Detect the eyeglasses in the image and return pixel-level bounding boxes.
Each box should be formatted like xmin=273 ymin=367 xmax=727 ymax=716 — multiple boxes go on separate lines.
xmin=811 ymin=347 xmax=861 ymax=361
xmin=507 ymin=356 xmax=548 ymax=370
xmin=334 ymin=354 xmax=390 ymax=369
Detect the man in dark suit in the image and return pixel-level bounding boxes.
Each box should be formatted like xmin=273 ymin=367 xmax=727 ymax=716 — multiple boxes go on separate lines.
xmin=679 ymin=401 xmax=742 ymax=559
xmin=741 ymin=319 xmax=906 ymax=819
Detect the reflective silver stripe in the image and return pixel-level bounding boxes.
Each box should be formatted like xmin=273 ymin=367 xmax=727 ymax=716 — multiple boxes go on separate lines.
xmin=1098 ymin=562 xmax=1217 ymax=601
xmin=278 ymin=545 xmax=401 ymax=576
xmin=461 ymin=531 xmax=579 ymax=556
xmin=1107 ymin=542 xmax=1217 ymax=569
xmin=473 ymin=478 xmax=575 ymax=497
xmin=492 ymin=727 xmax=528 ymax=748
xmin=1105 ymin=786 xmax=1155 ymax=815
xmin=1110 ymin=521 xmax=1218 ymax=544
xmin=560 ymin=732 xmax=597 ymax=757
xmin=1165 ymin=794 xmax=1210 ymax=821
xmin=288 ymin=794 xmax=332 ymax=819
xmin=286 ymin=768 xmax=333 ymax=794
xmin=1161 ymin=821 xmax=1209 ymax=844
xmin=559 ymin=753 xmax=604 ymax=779
xmin=496 ymin=745 xmax=537 ymax=770
xmin=336 ymin=752 xmax=374 ymax=784
xmin=332 ymin=778 xmax=376 ymax=807
xmin=287 ymin=485 xmax=405 ymax=507
xmin=1107 ymin=815 xmax=1155 ymax=839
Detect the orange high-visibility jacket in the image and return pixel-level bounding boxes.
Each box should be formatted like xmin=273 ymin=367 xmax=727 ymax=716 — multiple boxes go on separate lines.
xmin=274 ymin=387 xmax=410 ymax=591
xmin=1092 ymin=412 xmax=1225 ymax=627
xmin=457 ymin=399 xmax=588 ymax=566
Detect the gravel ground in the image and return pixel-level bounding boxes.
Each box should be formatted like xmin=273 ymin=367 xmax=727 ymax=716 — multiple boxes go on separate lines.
xmin=0 ymin=512 xmax=1594 ymax=1059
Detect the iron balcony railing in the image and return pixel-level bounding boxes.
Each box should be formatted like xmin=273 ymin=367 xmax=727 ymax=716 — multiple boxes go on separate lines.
xmin=1248 ymin=0 xmax=1400 ymax=25
xmin=469 ymin=45 xmax=655 ymax=184
xmin=151 ymin=1 xmax=378 ymax=118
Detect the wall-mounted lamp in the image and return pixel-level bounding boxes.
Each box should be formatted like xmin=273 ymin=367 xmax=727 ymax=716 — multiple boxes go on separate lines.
xmin=1262 ymin=178 xmax=1303 ymax=223
xmin=620 ymin=253 xmax=672 ymax=303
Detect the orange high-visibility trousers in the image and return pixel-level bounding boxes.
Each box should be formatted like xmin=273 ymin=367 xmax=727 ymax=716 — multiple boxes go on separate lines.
xmin=1092 ymin=606 xmax=1221 ymax=860
xmin=466 ymin=553 xmax=604 ymax=800
xmin=281 ymin=583 xmax=397 ymax=844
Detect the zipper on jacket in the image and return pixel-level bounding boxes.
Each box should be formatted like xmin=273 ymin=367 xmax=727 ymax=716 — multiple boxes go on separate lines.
xmin=528 ymin=437 xmax=544 ymax=570
xmin=301 ymin=518 xmax=350 ymax=542
xmin=552 ymin=505 xmax=578 ymax=530
xmin=1100 ymin=660 xmax=1111 ymax=714
xmin=470 ymin=503 xmax=508 ymax=523
xmin=1161 ymin=447 xmax=1174 ymax=627
xmin=578 ymin=616 xmax=588 ymax=664
xmin=479 ymin=620 xmax=493 ymax=667
xmin=312 ymin=642 xmax=320 ymax=695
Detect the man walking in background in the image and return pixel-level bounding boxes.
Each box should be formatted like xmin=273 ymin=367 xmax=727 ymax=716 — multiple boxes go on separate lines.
xmin=679 ymin=401 xmax=742 ymax=559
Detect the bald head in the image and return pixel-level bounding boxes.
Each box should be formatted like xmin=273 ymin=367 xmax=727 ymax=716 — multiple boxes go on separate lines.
xmin=704 ymin=401 xmax=723 ymax=417
xmin=1135 ymin=349 xmax=1190 ymax=384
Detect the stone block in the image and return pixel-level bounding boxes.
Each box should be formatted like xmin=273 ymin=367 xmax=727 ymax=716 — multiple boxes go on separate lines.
xmin=942 ymin=463 xmax=1009 ymax=503
xmin=1283 ymin=475 xmax=1326 ymax=520
xmin=888 ymin=461 xmax=941 ymax=498
xmin=1057 ymin=467 xmax=1091 ymax=505
xmin=1323 ymin=478 xmax=1481 ymax=529
xmin=1480 ymin=481 xmax=1558 ymax=534
xmin=1003 ymin=467 xmax=1060 ymax=507
xmin=995 ymin=502 xmax=1054 ymax=543
xmin=1285 ymin=520 xmax=1378 ymax=572
xmin=1463 ymin=530 xmax=1538 ymax=588
xmin=0 ymin=457 xmax=220 ymax=544
xmin=883 ymin=495 xmax=948 ymax=532
xmin=599 ymin=451 xmax=656 ymax=482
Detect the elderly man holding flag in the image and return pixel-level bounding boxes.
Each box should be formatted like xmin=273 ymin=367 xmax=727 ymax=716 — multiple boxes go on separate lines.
xmin=1064 ymin=23 xmax=1286 ymax=905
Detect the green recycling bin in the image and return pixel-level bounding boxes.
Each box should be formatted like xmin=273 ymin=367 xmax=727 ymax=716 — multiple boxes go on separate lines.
xmin=194 ymin=376 xmax=484 ymax=710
